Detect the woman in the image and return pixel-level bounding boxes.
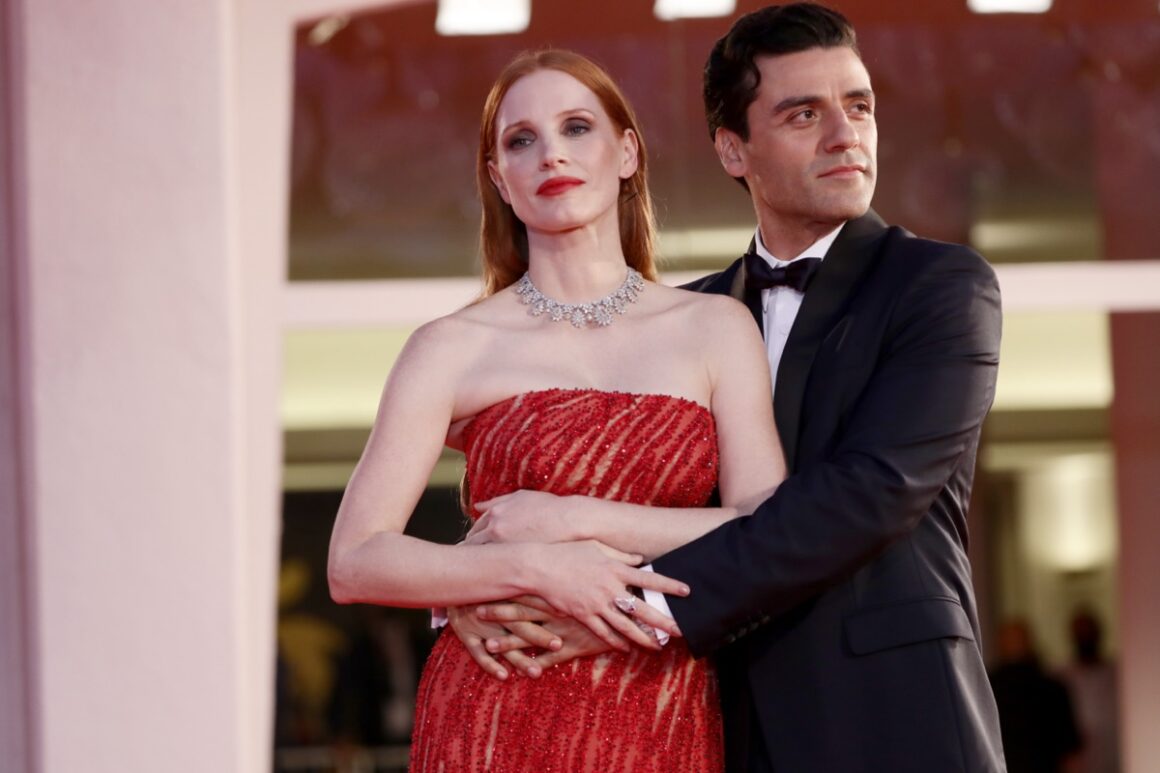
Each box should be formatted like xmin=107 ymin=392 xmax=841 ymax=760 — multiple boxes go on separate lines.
xmin=327 ymin=49 xmax=785 ymax=771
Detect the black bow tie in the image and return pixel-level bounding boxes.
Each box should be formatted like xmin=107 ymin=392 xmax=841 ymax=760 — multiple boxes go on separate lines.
xmin=743 ymin=253 xmax=823 ymax=293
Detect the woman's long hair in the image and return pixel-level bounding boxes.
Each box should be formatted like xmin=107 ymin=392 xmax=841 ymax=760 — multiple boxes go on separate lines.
xmin=476 ymin=49 xmax=659 ymax=296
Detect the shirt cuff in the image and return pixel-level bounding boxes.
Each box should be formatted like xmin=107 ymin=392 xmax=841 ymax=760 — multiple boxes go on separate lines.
xmin=431 ymin=608 xmax=448 ymax=629
xmin=640 ymin=564 xmax=672 ymax=646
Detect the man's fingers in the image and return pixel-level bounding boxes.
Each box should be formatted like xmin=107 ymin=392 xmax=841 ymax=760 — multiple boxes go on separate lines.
xmin=485 ymin=628 xmax=561 ymax=655
xmin=499 ymin=649 xmax=543 ymax=679
xmin=484 ymin=633 xmax=532 ymax=654
xmin=460 ymin=636 xmax=509 ymax=681
xmin=477 ymin=602 xmax=554 ymax=623
xmin=504 ymin=621 xmax=562 ymax=651
xmin=533 ymin=636 xmax=618 ymax=671
xmin=509 ymin=595 xmax=557 ymax=615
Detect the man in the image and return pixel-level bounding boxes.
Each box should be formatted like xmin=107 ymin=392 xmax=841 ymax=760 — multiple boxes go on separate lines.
xmin=455 ymin=4 xmax=1005 ymax=770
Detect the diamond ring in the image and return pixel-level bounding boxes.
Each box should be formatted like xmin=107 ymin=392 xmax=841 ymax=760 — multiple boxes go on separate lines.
xmin=614 ymin=596 xmax=638 ymax=615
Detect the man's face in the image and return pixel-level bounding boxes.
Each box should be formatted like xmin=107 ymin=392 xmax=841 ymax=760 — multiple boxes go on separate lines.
xmin=717 ymin=46 xmax=877 ymax=244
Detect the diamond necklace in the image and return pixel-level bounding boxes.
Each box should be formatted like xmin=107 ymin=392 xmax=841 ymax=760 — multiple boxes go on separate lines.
xmin=514 ymin=267 xmax=645 ymax=329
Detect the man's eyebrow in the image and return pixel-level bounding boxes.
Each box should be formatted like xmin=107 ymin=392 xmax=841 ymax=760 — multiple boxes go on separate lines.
xmin=772 ymin=95 xmax=820 ymax=114
xmin=772 ymin=88 xmax=875 ymax=114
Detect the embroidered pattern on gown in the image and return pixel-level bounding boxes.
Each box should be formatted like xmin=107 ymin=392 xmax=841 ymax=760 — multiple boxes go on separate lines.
xmin=410 ymin=389 xmax=724 ymax=772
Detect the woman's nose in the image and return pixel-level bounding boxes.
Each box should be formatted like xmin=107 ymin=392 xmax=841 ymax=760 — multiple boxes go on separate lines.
xmin=538 ymin=136 xmax=567 ymax=169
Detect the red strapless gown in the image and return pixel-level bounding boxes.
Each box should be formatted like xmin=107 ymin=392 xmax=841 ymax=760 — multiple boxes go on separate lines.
xmin=410 ymin=389 xmax=724 ymax=772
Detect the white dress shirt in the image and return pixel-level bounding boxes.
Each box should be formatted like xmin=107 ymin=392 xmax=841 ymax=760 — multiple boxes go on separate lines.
xmin=642 ymin=224 xmax=845 ymax=640
xmin=755 ymin=225 xmax=843 ymax=391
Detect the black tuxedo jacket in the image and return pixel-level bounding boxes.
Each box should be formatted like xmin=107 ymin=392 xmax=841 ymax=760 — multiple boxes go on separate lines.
xmin=655 ymin=211 xmax=1006 ymax=772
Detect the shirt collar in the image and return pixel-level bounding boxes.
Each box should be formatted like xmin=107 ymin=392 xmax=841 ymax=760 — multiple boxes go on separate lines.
xmin=754 ymin=223 xmax=844 ymax=267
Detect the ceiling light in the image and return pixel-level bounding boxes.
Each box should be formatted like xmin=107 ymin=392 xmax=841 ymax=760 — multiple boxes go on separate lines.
xmin=967 ymin=0 xmax=1052 ymax=12
xmin=654 ymin=0 xmax=736 ymax=21
xmin=436 ymin=0 xmax=530 ymax=36
xmin=307 ymin=16 xmax=349 ymax=46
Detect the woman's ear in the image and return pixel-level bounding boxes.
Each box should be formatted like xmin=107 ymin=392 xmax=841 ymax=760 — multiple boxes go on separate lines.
xmin=618 ymin=128 xmax=640 ymax=180
xmin=487 ymin=160 xmax=511 ymax=204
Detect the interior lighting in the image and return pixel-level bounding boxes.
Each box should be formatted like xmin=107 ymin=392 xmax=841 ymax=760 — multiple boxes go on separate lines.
xmin=654 ymin=0 xmax=736 ymax=21
xmin=967 ymin=0 xmax=1052 ymax=13
xmin=307 ymin=16 xmax=349 ymax=46
xmin=436 ymin=0 xmax=530 ymax=36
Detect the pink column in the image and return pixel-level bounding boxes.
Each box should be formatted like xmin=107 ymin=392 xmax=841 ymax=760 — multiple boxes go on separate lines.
xmin=0 ymin=0 xmax=289 ymax=770
xmin=1094 ymin=57 xmax=1160 ymax=772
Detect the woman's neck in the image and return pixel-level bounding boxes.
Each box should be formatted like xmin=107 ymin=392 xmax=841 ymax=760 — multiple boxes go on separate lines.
xmin=524 ymin=221 xmax=629 ymax=303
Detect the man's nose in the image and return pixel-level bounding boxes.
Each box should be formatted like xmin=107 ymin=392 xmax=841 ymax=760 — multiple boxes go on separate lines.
xmin=822 ymin=111 xmax=860 ymax=153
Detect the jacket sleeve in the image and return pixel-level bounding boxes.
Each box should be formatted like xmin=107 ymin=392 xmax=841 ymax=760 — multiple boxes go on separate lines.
xmin=653 ymin=248 xmax=1002 ymax=657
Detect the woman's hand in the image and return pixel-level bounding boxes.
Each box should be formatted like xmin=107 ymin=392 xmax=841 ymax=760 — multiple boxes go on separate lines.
xmin=527 ymin=540 xmax=686 ymax=651
xmin=466 ymin=490 xmax=579 ymax=546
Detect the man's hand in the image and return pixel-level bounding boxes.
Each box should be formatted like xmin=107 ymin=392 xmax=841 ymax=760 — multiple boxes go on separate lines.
xmin=447 ymin=596 xmax=562 ymax=680
xmin=479 ymin=602 xmax=626 ymax=671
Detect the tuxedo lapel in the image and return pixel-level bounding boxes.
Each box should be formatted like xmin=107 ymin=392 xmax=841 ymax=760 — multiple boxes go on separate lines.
xmin=773 ymin=211 xmax=890 ymax=469
xmin=736 ymin=237 xmax=763 ymax=332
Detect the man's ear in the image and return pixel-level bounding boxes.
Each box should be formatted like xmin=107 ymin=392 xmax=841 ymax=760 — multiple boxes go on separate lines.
xmin=487 ymin=160 xmax=511 ymax=204
xmin=618 ymin=128 xmax=640 ymax=180
xmin=713 ymin=128 xmax=747 ymax=179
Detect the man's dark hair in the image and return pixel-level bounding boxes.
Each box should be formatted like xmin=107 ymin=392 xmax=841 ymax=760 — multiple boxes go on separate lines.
xmin=704 ymin=3 xmax=859 ymax=142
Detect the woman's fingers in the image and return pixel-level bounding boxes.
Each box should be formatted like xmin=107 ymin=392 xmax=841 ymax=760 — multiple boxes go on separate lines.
xmin=472 ymin=494 xmax=507 ymax=511
xmin=590 ymin=540 xmax=643 ymax=565
xmin=630 ymin=600 xmax=683 ymax=638
xmin=624 ymin=566 xmax=690 ymax=598
xmin=602 ymin=601 xmax=663 ymax=651
xmin=581 ymin=614 xmax=632 ymax=652
xmin=464 ymin=512 xmax=489 ymax=540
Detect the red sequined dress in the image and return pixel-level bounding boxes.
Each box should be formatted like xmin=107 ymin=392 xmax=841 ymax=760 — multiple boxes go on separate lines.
xmin=410 ymin=388 xmax=724 ymax=772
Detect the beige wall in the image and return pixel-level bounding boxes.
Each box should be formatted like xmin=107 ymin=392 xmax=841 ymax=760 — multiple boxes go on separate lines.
xmin=0 ymin=0 xmax=296 ymax=769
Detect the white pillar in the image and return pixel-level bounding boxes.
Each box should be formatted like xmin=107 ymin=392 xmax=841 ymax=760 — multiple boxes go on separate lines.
xmin=0 ymin=0 xmax=289 ymax=769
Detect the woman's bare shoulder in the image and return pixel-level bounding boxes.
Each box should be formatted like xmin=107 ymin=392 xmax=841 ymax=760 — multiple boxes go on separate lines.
xmin=657 ymin=286 xmax=754 ymax=328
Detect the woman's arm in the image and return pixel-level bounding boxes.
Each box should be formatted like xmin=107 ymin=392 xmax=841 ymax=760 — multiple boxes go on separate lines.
xmin=466 ymin=296 xmax=786 ymax=561
xmin=327 ymin=317 xmax=686 ymax=645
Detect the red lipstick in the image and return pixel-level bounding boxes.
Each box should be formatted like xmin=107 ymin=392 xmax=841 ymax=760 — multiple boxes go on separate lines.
xmin=537 ymin=176 xmax=584 ymax=196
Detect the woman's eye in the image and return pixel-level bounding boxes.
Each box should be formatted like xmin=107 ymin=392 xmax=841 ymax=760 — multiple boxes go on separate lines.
xmin=564 ymin=120 xmax=591 ymax=136
xmin=506 ymin=134 xmax=533 ymax=149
